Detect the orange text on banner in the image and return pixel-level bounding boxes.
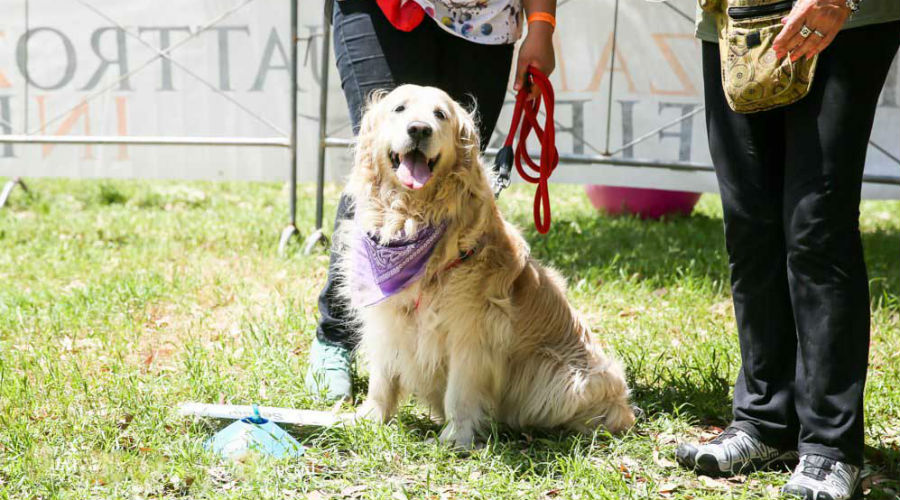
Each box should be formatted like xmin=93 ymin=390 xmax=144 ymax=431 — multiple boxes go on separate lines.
xmin=0 ymin=31 xmax=10 ymax=88
xmin=36 ymin=96 xmax=93 ymax=159
xmin=649 ymin=33 xmax=698 ymax=96
xmin=585 ymin=33 xmax=637 ymax=93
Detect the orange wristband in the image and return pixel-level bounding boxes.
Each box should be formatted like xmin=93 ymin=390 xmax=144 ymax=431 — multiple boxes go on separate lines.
xmin=527 ymin=12 xmax=556 ymax=29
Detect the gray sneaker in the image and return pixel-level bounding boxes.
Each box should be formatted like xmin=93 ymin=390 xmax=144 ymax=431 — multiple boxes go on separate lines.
xmin=303 ymin=338 xmax=353 ymax=402
xmin=781 ymin=455 xmax=861 ymax=500
xmin=675 ymin=427 xmax=799 ymax=477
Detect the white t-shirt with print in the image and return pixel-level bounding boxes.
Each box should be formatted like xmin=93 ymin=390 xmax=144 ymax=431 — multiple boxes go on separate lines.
xmin=411 ymin=0 xmax=524 ymax=45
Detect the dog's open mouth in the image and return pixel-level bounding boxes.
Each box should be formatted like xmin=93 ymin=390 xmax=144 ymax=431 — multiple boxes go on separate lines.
xmin=390 ymin=150 xmax=439 ymax=190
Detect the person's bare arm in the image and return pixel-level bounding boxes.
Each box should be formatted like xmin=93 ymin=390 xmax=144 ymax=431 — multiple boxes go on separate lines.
xmin=515 ymin=0 xmax=557 ymax=99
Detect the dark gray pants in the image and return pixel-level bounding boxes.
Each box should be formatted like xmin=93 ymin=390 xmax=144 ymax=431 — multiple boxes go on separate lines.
xmin=316 ymin=0 xmax=514 ymax=351
xmin=702 ymin=21 xmax=900 ymax=466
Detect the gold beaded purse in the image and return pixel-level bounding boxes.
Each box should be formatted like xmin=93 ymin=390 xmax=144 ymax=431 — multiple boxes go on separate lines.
xmin=701 ymin=0 xmax=819 ymax=113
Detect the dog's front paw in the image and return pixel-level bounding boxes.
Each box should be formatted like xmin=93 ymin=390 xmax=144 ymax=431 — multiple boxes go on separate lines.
xmin=438 ymin=422 xmax=477 ymax=449
xmin=354 ymin=400 xmax=390 ymax=424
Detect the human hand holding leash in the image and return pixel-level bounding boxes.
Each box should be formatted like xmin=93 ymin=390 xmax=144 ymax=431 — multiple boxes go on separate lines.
xmin=773 ymin=0 xmax=852 ymax=62
xmin=515 ymin=0 xmax=557 ymax=101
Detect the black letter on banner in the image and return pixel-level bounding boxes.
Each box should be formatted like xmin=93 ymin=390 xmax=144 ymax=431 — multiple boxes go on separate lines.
xmin=658 ymin=102 xmax=697 ymax=162
xmin=305 ymin=25 xmax=323 ymax=89
xmin=213 ymin=26 xmax=249 ymax=91
xmin=82 ymin=27 xmax=132 ymax=91
xmin=16 ymin=28 xmax=76 ymax=90
xmin=554 ymin=99 xmax=588 ymax=155
xmin=251 ymin=28 xmax=289 ymax=91
xmin=617 ymin=100 xmax=638 ymax=158
xmin=138 ymin=26 xmax=192 ymax=91
xmin=0 ymin=96 xmax=13 ymax=158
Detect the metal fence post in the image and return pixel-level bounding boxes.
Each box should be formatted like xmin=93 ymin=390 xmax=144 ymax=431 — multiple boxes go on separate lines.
xmin=278 ymin=0 xmax=301 ymax=255
xmin=0 ymin=177 xmax=29 ymax=209
xmin=301 ymin=3 xmax=331 ymax=255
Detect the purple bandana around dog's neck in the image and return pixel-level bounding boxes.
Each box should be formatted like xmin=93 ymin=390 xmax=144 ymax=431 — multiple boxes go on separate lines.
xmin=349 ymin=221 xmax=448 ymax=307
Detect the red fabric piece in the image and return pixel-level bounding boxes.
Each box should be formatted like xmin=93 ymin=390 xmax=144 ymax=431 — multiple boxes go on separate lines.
xmin=376 ymin=0 xmax=426 ymax=32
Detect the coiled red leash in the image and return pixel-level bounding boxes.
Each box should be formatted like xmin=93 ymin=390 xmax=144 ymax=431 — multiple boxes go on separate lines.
xmin=492 ymin=66 xmax=559 ymax=234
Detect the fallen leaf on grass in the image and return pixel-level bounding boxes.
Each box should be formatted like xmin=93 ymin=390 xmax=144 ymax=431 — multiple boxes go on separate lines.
xmin=207 ymin=467 xmax=238 ymax=490
xmin=698 ymin=426 xmax=725 ymax=443
xmin=654 ymin=432 xmax=678 ymax=445
xmin=117 ymin=414 xmax=134 ymax=430
xmin=437 ymin=486 xmax=459 ymax=500
xmin=340 ymin=485 xmax=367 ymax=498
xmin=657 ymin=482 xmax=679 ymax=496
xmin=162 ymin=475 xmax=194 ymax=497
xmin=652 ymin=449 xmax=676 ymax=469
xmin=142 ymin=350 xmax=156 ymax=369
xmin=697 ymin=475 xmax=728 ymax=490
xmin=614 ymin=455 xmax=641 ymax=479
xmin=726 ymin=475 xmax=747 ymax=484
xmin=862 ymin=473 xmax=898 ymax=489
xmin=861 ymin=473 xmax=899 ymax=498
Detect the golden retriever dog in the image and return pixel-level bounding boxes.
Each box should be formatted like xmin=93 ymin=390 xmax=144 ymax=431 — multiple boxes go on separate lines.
xmin=336 ymin=84 xmax=635 ymax=447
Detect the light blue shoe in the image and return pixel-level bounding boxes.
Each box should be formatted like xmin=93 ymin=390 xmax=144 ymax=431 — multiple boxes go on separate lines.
xmin=303 ymin=338 xmax=353 ymax=402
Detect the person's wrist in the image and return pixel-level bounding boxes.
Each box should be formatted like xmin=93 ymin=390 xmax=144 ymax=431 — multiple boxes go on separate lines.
xmin=527 ymin=21 xmax=554 ymax=39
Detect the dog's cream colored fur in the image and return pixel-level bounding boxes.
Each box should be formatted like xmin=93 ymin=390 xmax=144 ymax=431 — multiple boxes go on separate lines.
xmin=338 ymin=85 xmax=635 ymax=447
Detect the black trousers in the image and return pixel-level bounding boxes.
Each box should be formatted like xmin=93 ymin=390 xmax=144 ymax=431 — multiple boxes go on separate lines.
xmin=702 ymin=22 xmax=900 ymax=466
xmin=316 ymin=0 xmax=514 ymax=350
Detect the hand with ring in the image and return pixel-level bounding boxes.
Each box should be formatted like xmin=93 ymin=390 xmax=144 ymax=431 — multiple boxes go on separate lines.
xmin=773 ymin=0 xmax=852 ymax=62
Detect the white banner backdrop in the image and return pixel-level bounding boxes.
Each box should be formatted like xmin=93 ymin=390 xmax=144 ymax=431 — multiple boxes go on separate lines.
xmin=0 ymin=0 xmax=897 ymax=197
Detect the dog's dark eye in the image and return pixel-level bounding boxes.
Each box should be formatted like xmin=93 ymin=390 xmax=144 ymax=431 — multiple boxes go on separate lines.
xmin=434 ymin=109 xmax=447 ymax=120
xmin=393 ymin=105 xmax=405 ymax=113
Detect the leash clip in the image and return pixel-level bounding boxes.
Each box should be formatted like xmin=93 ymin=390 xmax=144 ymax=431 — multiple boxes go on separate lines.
xmin=491 ymin=145 xmax=514 ymax=198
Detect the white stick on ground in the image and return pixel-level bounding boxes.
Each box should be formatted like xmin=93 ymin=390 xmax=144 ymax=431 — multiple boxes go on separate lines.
xmin=178 ymin=402 xmax=351 ymax=427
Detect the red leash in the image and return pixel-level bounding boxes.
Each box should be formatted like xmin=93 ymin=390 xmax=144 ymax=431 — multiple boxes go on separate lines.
xmin=493 ymin=66 xmax=559 ymax=234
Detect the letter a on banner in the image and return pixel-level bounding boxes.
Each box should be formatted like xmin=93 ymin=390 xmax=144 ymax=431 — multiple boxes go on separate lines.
xmin=585 ymin=33 xmax=636 ymax=93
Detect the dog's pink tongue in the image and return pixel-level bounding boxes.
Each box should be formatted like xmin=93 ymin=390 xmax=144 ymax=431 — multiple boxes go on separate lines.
xmin=396 ymin=151 xmax=431 ymax=189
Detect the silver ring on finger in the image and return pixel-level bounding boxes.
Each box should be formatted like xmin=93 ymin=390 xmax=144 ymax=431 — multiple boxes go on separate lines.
xmin=800 ymin=24 xmax=812 ymax=38
xmin=813 ymin=29 xmax=826 ymax=38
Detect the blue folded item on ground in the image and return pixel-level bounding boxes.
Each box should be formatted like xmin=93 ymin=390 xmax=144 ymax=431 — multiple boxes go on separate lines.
xmin=204 ymin=404 xmax=305 ymax=460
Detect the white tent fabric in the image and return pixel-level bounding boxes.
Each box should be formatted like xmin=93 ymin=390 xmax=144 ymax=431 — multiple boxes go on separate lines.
xmin=0 ymin=0 xmax=897 ymax=197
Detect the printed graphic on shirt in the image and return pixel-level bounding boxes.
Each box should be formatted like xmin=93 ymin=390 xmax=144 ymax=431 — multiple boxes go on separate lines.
xmin=414 ymin=0 xmax=523 ymax=44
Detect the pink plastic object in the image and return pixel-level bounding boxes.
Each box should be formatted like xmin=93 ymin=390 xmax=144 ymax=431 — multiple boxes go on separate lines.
xmin=585 ymin=185 xmax=701 ymax=220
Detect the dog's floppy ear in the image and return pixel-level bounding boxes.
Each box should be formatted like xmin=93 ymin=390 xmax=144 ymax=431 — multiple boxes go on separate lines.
xmin=358 ymin=89 xmax=389 ymax=137
xmin=348 ymin=89 xmax=390 ymax=195
xmin=453 ymin=99 xmax=480 ymax=164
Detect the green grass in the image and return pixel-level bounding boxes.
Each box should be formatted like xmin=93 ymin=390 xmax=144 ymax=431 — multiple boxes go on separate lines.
xmin=1 ymin=178 xmax=898 ymax=500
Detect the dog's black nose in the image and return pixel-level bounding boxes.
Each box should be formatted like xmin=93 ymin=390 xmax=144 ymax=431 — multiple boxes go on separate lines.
xmin=407 ymin=121 xmax=432 ymax=141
